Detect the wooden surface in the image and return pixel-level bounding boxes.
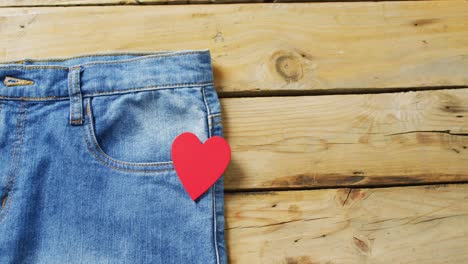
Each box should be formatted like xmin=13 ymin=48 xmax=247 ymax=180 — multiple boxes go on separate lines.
xmin=1 ymin=2 xmax=468 ymax=94
xmin=0 ymin=0 xmax=452 ymax=7
xmin=222 ymin=89 xmax=468 ymax=190
xmin=2 ymin=1 xmax=468 ymax=263
xmin=226 ymin=184 xmax=468 ymax=263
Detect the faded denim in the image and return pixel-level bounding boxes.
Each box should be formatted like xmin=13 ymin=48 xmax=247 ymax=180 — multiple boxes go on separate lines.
xmin=0 ymin=50 xmax=227 ymax=264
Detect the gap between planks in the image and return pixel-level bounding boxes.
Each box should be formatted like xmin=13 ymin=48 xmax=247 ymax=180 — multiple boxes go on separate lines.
xmin=218 ymin=85 xmax=468 ymax=98
xmin=224 ymin=180 xmax=468 ymax=194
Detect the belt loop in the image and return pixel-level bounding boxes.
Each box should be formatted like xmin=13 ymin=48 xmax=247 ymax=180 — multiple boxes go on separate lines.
xmin=68 ymin=66 xmax=84 ymax=126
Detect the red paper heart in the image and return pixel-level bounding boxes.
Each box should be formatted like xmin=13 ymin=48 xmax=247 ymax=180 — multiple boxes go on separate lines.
xmin=171 ymin=132 xmax=231 ymax=201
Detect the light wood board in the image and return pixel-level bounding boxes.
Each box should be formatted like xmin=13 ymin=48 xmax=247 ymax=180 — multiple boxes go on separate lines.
xmin=226 ymin=184 xmax=468 ymax=263
xmin=0 ymin=2 xmax=467 ymax=94
xmin=222 ymin=88 xmax=468 ymax=190
xmin=0 ymin=0 xmax=450 ymax=7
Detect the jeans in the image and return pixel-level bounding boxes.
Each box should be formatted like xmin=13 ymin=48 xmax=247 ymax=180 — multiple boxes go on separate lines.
xmin=0 ymin=50 xmax=227 ymax=264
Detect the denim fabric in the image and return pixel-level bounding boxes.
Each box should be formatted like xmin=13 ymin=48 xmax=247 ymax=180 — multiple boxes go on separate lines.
xmin=0 ymin=50 xmax=227 ymax=264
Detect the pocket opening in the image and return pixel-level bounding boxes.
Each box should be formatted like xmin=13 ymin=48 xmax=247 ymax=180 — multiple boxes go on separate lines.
xmin=82 ymin=96 xmax=175 ymax=173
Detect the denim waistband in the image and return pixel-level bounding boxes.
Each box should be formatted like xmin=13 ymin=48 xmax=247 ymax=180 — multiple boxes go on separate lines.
xmin=0 ymin=50 xmax=214 ymax=101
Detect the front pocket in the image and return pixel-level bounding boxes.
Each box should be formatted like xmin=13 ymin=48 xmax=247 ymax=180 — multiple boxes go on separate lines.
xmin=82 ymin=87 xmax=210 ymax=173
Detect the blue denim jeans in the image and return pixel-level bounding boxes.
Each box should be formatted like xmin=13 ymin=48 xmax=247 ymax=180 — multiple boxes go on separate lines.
xmin=0 ymin=50 xmax=227 ymax=264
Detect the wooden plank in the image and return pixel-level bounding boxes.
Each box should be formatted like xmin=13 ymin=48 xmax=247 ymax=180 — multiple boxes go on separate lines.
xmin=222 ymin=89 xmax=468 ymax=190
xmin=1 ymin=2 xmax=467 ymax=93
xmin=0 ymin=0 xmax=129 ymax=6
xmin=225 ymin=184 xmax=468 ymax=263
xmin=0 ymin=0 xmax=450 ymax=7
xmin=0 ymin=0 xmax=260 ymax=6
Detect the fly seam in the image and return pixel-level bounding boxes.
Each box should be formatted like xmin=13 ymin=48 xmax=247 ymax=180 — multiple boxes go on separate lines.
xmin=3 ymin=101 xmax=23 ymax=192
xmin=0 ymin=100 xmax=27 ymax=224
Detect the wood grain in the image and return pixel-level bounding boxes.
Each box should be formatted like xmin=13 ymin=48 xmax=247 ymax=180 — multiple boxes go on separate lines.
xmin=226 ymin=184 xmax=468 ymax=263
xmin=0 ymin=0 xmax=129 ymax=6
xmin=0 ymin=2 xmax=467 ymax=94
xmin=222 ymin=88 xmax=468 ymax=190
xmin=0 ymin=0 xmax=450 ymax=7
xmin=0 ymin=0 xmax=261 ymax=6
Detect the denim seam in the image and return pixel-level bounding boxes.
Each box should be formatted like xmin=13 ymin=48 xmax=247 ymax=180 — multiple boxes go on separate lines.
xmin=70 ymin=66 xmax=83 ymax=124
xmin=201 ymin=87 xmax=221 ymax=264
xmin=0 ymin=82 xmax=213 ymax=102
xmin=2 ymin=101 xmax=23 ymax=195
xmin=83 ymin=82 xmax=213 ymax=98
xmin=82 ymin=98 xmax=174 ymax=172
xmin=0 ymin=95 xmax=66 ymax=101
xmin=0 ymin=100 xmax=27 ymax=224
xmin=210 ymin=116 xmax=221 ymax=264
xmin=1 ymin=52 xmax=166 ymax=64
xmin=0 ymin=99 xmax=2 ymax=194
xmin=201 ymin=87 xmax=212 ymax=116
xmin=68 ymin=67 xmax=75 ymax=124
xmin=75 ymin=66 xmax=81 ymax=123
xmin=0 ymin=50 xmax=209 ymax=65
xmin=0 ymin=65 xmax=69 ymax=70
xmin=79 ymin=51 xmax=209 ymax=68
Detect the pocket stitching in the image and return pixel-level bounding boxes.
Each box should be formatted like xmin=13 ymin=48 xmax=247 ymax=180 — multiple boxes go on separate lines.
xmin=82 ymin=97 xmax=175 ymax=173
xmin=82 ymin=126 xmax=174 ymax=173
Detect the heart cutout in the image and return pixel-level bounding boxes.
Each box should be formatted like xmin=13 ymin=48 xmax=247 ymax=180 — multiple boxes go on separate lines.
xmin=171 ymin=132 xmax=231 ymax=201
